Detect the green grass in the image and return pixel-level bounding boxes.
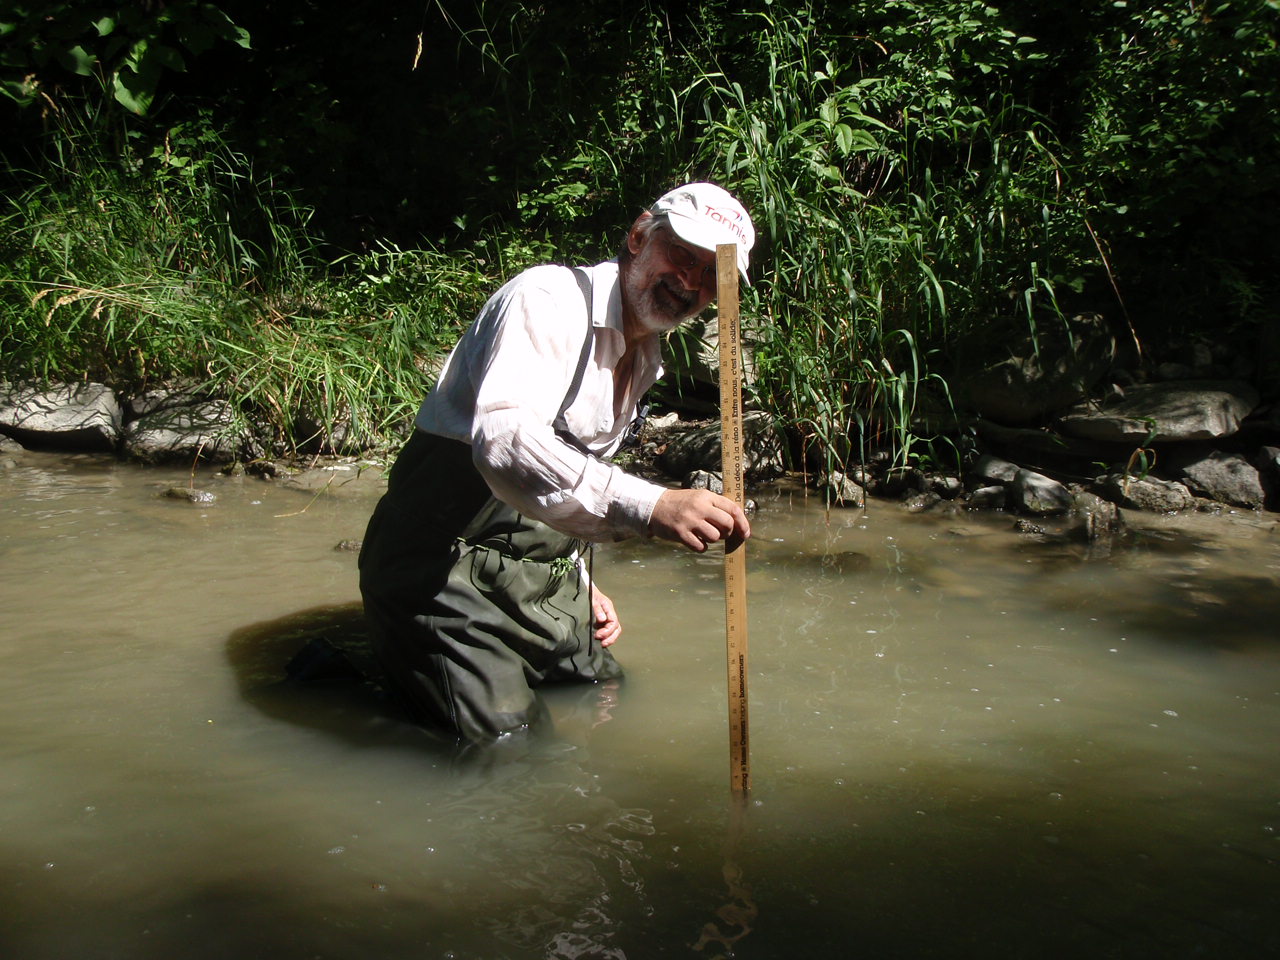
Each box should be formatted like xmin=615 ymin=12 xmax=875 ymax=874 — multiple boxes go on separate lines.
xmin=5 ymin=0 xmax=1274 ymax=471
xmin=0 ymin=116 xmax=502 ymax=457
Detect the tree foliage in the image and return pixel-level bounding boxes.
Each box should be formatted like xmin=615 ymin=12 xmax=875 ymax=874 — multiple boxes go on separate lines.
xmin=2 ymin=0 xmax=1277 ymax=463
xmin=1 ymin=1 xmax=249 ymax=114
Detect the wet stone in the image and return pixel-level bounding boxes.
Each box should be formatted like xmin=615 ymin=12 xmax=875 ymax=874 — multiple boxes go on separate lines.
xmin=164 ymin=486 xmax=216 ymax=504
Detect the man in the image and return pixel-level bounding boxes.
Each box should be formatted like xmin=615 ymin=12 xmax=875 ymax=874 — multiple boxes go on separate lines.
xmin=358 ymin=182 xmax=754 ymax=743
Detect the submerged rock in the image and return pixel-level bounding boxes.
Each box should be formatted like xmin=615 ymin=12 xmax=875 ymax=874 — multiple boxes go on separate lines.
xmin=164 ymin=486 xmax=216 ymax=503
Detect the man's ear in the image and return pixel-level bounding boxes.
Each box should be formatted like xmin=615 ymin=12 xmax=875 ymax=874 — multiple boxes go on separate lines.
xmin=627 ymin=211 xmax=654 ymax=256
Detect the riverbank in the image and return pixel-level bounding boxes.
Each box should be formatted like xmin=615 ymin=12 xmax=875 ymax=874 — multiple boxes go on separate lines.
xmin=3 ymin=375 xmax=1276 ymax=561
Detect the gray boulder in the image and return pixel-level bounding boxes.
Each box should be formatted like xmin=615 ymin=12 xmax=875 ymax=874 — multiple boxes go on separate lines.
xmin=928 ymin=474 xmax=964 ymax=499
xmin=967 ymin=485 xmax=1007 ymax=509
xmin=1167 ymin=448 xmax=1265 ymax=508
xmin=0 ymin=381 xmax=121 ymax=451
xmin=969 ymin=454 xmax=1020 ymax=485
xmin=1009 ymin=468 xmax=1074 ymax=516
xmin=123 ymin=398 xmax=244 ymax=463
xmin=683 ymin=469 xmax=724 ymax=494
xmin=1095 ymin=473 xmax=1195 ymax=513
xmin=656 ymin=316 xmax=758 ymax=414
xmin=1058 ymin=380 xmax=1259 ymax=444
xmin=657 ymin=410 xmax=784 ymax=481
xmin=819 ymin=470 xmax=866 ymax=507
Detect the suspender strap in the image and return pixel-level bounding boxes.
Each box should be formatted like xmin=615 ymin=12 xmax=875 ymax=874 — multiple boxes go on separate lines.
xmin=552 ymin=267 xmax=595 ymax=455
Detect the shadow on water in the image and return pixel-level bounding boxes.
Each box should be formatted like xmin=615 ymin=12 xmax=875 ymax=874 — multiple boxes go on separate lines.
xmin=222 ymin=602 xmax=635 ymax=768
xmin=1007 ymin=523 xmax=1280 ymax=651
xmin=223 ymin=602 xmax=432 ymax=750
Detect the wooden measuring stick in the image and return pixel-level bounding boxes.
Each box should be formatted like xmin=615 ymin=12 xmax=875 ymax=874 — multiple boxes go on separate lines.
xmin=715 ymin=243 xmax=750 ymax=797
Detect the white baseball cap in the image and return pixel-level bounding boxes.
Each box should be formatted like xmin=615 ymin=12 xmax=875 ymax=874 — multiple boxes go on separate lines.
xmin=650 ymin=182 xmax=755 ymax=283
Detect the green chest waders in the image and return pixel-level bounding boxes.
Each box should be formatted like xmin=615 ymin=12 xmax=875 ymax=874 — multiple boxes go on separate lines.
xmin=358 ymin=269 xmax=623 ymax=742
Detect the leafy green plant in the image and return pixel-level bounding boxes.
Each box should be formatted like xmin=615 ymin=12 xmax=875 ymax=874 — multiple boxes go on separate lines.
xmin=1 ymin=1 xmax=249 ymax=114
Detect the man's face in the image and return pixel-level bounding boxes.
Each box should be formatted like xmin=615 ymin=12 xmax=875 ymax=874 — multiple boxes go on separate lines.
xmin=621 ymin=218 xmax=717 ymax=337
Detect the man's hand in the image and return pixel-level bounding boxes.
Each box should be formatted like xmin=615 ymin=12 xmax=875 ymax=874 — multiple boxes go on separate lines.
xmin=591 ymin=584 xmax=622 ymax=647
xmin=648 ymin=488 xmax=752 ymax=553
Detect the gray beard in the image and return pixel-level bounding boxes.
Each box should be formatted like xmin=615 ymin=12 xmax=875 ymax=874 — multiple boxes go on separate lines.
xmin=627 ymin=279 xmax=696 ymax=334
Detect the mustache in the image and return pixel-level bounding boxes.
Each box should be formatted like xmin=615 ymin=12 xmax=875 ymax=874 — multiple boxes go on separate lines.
xmin=658 ymin=278 xmax=695 ymax=311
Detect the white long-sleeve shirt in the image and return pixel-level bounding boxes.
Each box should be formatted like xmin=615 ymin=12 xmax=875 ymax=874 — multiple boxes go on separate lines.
xmin=414 ymin=260 xmax=667 ymax=541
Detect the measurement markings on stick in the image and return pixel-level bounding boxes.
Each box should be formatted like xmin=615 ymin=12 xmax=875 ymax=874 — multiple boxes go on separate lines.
xmin=716 ymin=243 xmax=750 ymax=797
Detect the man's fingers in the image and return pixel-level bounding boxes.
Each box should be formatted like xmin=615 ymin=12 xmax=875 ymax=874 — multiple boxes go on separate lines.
xmin=650 ymin=488 xmax=753 ymax=551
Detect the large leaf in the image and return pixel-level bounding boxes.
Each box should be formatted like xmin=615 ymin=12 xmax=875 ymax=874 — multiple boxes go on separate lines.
xmin=113 ymin=66 xmax=155 ymax=115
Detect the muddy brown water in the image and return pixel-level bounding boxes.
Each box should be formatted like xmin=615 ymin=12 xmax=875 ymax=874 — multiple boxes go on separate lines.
xmin=2 ymin=451 xmax=1278 ymax=959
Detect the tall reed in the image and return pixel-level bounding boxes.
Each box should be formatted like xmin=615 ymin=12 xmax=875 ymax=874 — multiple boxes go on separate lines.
xmin=0 ymin=104 xmax=494 ymax=455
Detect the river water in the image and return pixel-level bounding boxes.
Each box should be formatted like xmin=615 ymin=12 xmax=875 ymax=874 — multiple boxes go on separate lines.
xmin=2 ymin=450 xmax=1277 ymax=959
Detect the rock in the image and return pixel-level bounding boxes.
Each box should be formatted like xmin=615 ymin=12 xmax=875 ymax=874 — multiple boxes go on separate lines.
xmin=1156 ymin=362 xmax=1194 ymax=381
xmin=955 ymin=312 xmax=1116 ymax=425
xmin=967 ymin=485 xmax=1007 ymax=509
xmin=819 ymin=470 xmax=865 ymax=507
xmin=1009 ymin=468 xmax=1074 ymax=515
xmin=0 ymin=435 xmax=23 ymax=454
xmin=683 ymin=469 xmax=724 ymax=494
xmin=1095 ymin=473 xmax=1195 ymax=513
xmin=1166 ymin=448 xmax=1265 ymax=508
xmin=247 ymin=460 xmax=289 ymax=480
xmin=657 ymin=410 xmax=785 ymax=481
xmin=645 ymin=411 xmax=681 ymax=432
xmin=164 ymin=486 xmax=216 ymax=503
xmin=904 ymin=491 xmax=943 ymax=513
xmin=123 ymin=398 xmax=244 ymax=464
xmin=969 ymin=454 xmax=1020 ymax=485
xmin=333 ymin=539 xmax=363 ymax=552
xmin=973 ymin=419 xmax=1131 ymax=467
xmin=1058 ymin=380 xmax=1260 ymax=444
xmin=126 ymin=381 xmax=207 ymax=419
xmin=1070 ymin=491 xmax=1124 ymax=542
xmin=928 ymin=475 xmax=964 ymax=500
xmin=0 ymin=381 xmax=121 ymax=451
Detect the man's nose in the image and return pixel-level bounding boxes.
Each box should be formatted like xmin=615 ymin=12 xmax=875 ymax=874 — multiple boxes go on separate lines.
xmin=675 ymin=261 xmax=709 ymax=290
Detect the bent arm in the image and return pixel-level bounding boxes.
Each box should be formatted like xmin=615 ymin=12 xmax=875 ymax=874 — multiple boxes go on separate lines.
xmin=466 ymin=272 xmax=663 ymax=541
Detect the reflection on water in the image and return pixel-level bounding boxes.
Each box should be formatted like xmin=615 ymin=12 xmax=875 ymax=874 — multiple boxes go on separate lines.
xmin=1 ymin=451 xmax=1278 ymax=958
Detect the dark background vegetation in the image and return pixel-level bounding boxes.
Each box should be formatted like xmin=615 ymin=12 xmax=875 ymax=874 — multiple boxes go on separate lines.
xmin=2 ymin=0 xmax=1277 ymax=464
